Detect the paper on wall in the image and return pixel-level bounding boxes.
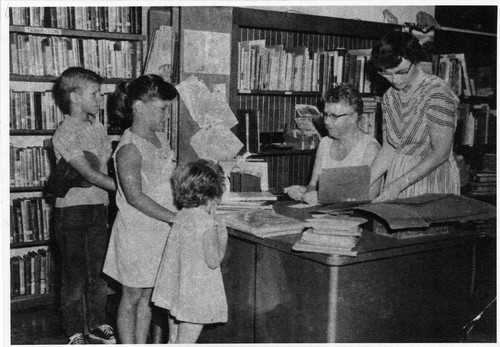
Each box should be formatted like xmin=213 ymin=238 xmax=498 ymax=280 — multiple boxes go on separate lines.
xmin=183 ymin=29 xmax=231 ymax=75
xmin=176 ymin=75 xmax=238 ymax=129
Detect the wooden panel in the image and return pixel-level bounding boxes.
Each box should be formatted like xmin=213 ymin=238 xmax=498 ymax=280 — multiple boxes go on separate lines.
xmin=232 ymin=7 xmax=400 ymax=39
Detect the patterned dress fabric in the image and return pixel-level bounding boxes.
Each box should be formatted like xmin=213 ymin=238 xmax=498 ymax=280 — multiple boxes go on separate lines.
xmin=382 ymin=68 xmax=460 ymax=198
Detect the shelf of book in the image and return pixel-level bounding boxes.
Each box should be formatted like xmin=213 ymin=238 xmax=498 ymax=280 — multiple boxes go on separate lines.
xmin=11 ymin=241 xmax=51 ymax=249
xmin=10 ymin=187 xmax=45 ymax=193
xmin=10 ymin=75 xmax=136 ymax=84
xmin=11 ymin=292 xmax=56 ymax=311
xmin=10 ymin=25 xmax=145 ymax=41
xmin=10 ymin=130 xmax=55 ymax=136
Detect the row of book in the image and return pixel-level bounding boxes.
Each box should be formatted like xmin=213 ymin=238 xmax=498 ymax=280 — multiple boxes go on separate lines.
xmin=10 ymin=33 xmax=144 ymax=78
xmin=10 ymin=143 xmax=52 ymax=188
xmin=456 ymin=103 xmax=495 ymax=147
xmin=11 ymin=248 xmax=53 ymax=297
xmin=11 ymin=197 xmax=52 ymax=244
xmin=10 ymin=90 xmax=111 ymax=131
xmin=238 ymin=39 xmax=372 ymax=94
xmin=433 ymin=53 xmax=476 ymax=97
xmin=10 ymin=7 xmax=143 ymax=34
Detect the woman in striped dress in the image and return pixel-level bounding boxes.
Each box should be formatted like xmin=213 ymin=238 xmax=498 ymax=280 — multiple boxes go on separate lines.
xmin=369 ymin=31 xmax=460 ymax=202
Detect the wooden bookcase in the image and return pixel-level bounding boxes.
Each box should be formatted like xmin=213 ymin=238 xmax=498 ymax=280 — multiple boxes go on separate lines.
xmin=8 ymin=6 xmax=148 ymax=310
xmin=230 ymin=7 xmax=399 ymax=193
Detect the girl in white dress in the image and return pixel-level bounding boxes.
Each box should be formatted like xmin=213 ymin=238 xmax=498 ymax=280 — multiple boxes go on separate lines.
xmin=103 ymin=74 xmax=178 ymax=344
xmin=152 ymin=159 xmax=228 ymax=343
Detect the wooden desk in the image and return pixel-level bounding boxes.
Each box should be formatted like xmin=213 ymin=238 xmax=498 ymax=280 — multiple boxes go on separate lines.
xmin=198 ymin=204 xmax=496 ymax=343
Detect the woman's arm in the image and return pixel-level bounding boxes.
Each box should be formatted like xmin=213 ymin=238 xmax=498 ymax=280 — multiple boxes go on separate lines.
xmin=203 ymin=216 xmax=228 ymax=269
xmin=369 ymin=143 xmax=395 ymax=187
xmin=116 ymin=144 xmax=175 ymax=223
xmin=363 ymin=141 xmax=383 ymax=199
xmin=372 ymin=124 xmax=454 ymax=202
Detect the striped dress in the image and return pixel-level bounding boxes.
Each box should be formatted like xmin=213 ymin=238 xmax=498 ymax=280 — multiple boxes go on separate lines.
xmin=382 ymin=67 xmax=461 ymax=198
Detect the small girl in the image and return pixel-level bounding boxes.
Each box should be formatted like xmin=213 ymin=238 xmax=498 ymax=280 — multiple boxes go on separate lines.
xmin=152 ymin=159 xmax=228 ymax=343
xmin=102 ymin=74 xmax=178 ymax=344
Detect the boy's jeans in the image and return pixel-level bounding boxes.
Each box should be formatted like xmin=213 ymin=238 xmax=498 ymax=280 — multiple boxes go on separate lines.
xmin=54 ymin=204 xmax=109 ymax=337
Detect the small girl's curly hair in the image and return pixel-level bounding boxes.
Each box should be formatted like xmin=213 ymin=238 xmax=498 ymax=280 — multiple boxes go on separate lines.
xmin=171 ymin=159 xmax=226 ymax=209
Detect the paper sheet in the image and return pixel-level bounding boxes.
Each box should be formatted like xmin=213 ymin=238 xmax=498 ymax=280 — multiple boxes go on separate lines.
xmin=183 ymin=29 xmax=231 ymax=75
xmin=190 ymin=127 xmax=243 ymax=161
xmin=176 ymin=75 xmax=238 ymax=129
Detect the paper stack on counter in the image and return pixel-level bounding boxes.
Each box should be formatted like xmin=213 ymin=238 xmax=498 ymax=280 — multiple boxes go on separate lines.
xmin=292 ymin=215 xmax=367 ymax=256
xmin=221 ymin=209 xmax=305 ymax=238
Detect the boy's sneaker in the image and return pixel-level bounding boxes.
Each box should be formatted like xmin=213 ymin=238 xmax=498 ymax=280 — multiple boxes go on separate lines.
xmin=68 ymin=332 xmax=85 ymax=345
xmin=88 ymin=324 xmax=117 ymax=344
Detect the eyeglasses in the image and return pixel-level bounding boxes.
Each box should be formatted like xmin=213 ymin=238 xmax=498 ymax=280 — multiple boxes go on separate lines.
xmin=322 ymin=113 xmax=350 ymax=121
xmin=378 ymin=63 xmax=413 ymax=77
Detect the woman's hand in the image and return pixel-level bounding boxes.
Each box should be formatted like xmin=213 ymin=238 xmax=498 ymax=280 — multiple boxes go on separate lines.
xmin=284 ymin=185 xmax=307 ymax=201
xmin=301 ymin=190 xmax=318 ymax=205
xmin=372 ymin=179 xmax=405 ymax=203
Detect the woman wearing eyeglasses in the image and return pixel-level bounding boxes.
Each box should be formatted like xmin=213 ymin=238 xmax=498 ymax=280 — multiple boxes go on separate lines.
xmin=369 ymin=31 xmax=460 ymax=203
xmin=285 ymin=84 xmax=382 ymax=204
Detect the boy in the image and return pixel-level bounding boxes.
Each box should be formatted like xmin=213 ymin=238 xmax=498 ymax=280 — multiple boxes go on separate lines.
xmin=52 ymin=67 xmax=116 ymax=345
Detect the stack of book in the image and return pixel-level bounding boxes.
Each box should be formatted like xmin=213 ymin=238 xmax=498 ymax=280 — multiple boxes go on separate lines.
xmin=292 ymin=215 xmax=367 ymax=256
xmin=218 ymin=191 xmax=276 ymax=212
xmin=470 ymin=171 xmax=496 ymax=197
xmin=221 ymin=209 xmax=305 ymax=238
xmin=11 ymin=248 xmax=52 ymax=297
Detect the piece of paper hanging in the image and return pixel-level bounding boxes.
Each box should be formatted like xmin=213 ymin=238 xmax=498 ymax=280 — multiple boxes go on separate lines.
xmin=190 ymin=126 xmax=243 ymax=161
xmin=176 ymin=75 xmax=238 ymax=129
xmin=183 ymin=29 xmax=231 ymax=75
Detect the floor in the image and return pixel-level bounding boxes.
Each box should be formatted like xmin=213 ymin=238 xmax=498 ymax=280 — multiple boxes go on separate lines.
xmin=10 ymin=293 xmax=497 ymax=344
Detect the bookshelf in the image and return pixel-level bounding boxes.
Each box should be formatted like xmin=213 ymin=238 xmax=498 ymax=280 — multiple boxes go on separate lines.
xmin=230 ymin=7 xmax=399 ymax=193
xmin=9 ymin=6 xmax=148 ymax=309
xmin=432 ymin=27 xmax=497 ymax=201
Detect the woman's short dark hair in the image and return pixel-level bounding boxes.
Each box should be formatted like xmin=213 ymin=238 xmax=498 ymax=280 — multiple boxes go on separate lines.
xmin=370 ymin=30 xmax=425 ymax=70
xmin=111 ymin=74 xmax=178 ymax=120
xmin=171 ymin=159 xmax=226 ymax=209
xmin=323 ymin=84 xmax=364 ymax=116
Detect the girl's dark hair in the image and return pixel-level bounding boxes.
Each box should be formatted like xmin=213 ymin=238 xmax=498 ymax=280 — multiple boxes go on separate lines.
xmin=53 ymin=67 xmax=102 ymax=114
xmin=171 ymin=159 xmax=226 ymax=209
xmin=112 ymin=74 xmax=178 ymax=120
xmin=323 ymin=84 xmax=364 ymax=116
xmin=370 ymin=30 xmax=425 ymax=70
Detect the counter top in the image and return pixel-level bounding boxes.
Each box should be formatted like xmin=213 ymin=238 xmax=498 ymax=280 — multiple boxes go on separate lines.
xmin=227 ymin=200 xmax=490 ymax=267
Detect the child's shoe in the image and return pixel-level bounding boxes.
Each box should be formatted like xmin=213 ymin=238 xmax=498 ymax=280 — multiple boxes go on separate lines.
xmin=67 ymin=332 xmax=85 ymax=345
xmin=88 ymin=324 xmax=117 ymax=344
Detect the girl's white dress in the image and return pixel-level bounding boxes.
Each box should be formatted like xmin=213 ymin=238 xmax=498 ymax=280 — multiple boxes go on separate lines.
xmin=103 ymin=129 xmax=176 ymax=287
xmin=152 ymin=207 xmax=228 ymax=324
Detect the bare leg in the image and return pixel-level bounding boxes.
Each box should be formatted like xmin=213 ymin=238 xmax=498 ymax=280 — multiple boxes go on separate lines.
xmin=175 ymin=322 xmax=204 ymax=344
xmin=117 ymin=285 xmax=144 ymax=344
xmin=135 ymin=288 xmax=153 ymax=344
xmin=168 ymin=316 xmax=178 ymax=344
xmin=151 ymin=323 xmax=164 ymax=344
